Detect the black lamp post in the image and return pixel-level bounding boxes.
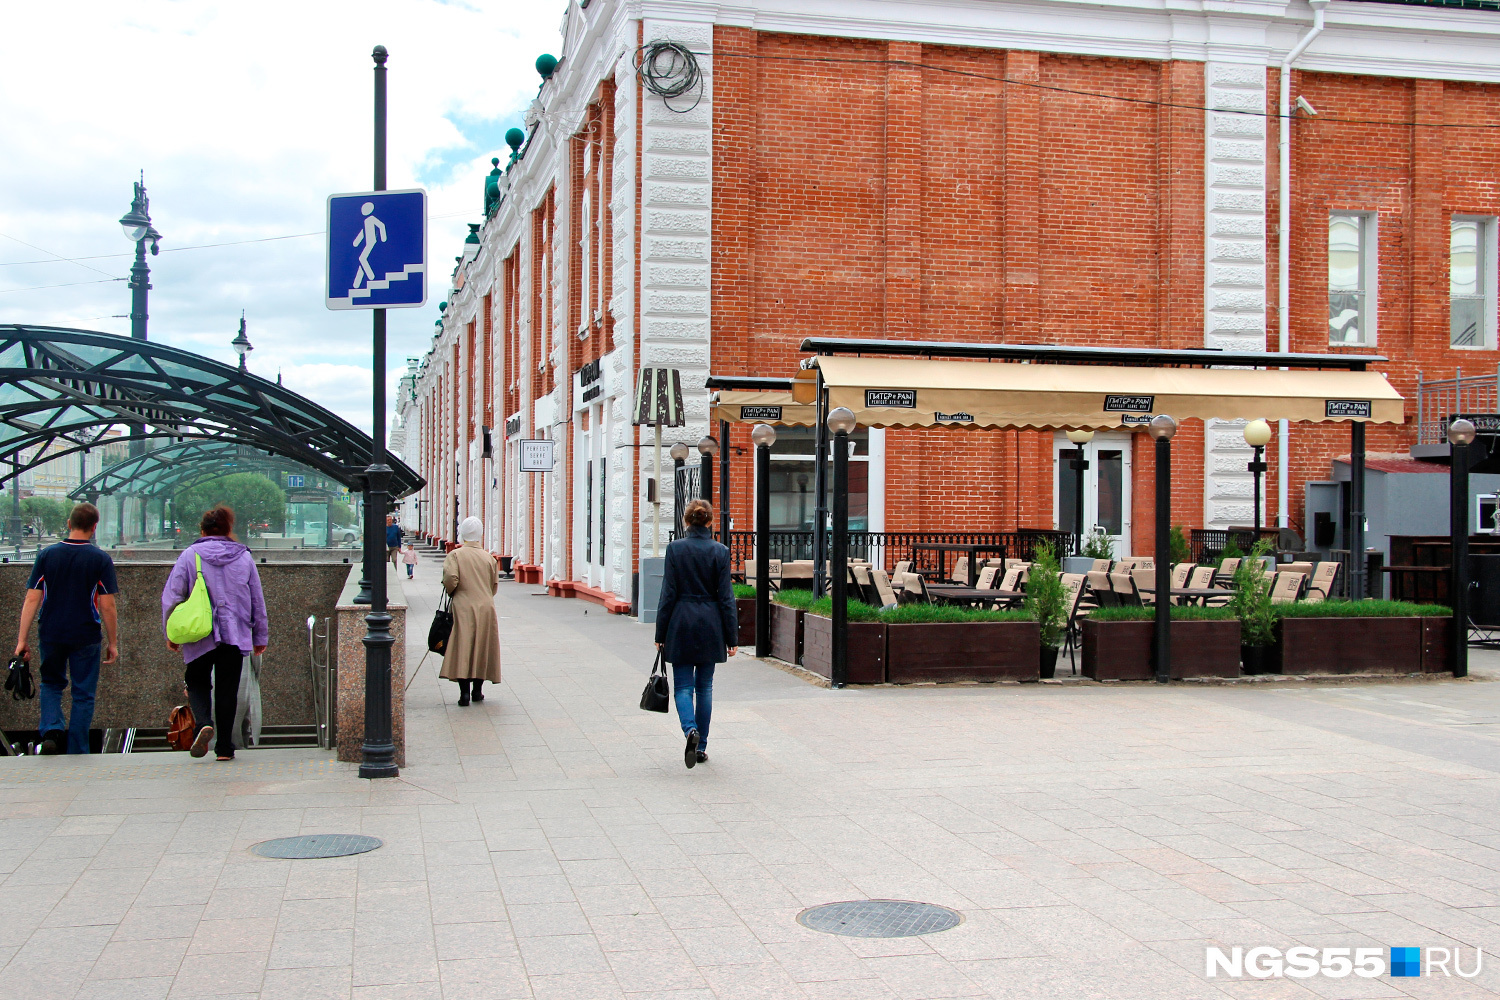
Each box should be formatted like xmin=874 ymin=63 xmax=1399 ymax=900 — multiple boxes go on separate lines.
xmin=671 ymin=442 xmax=689 ymax=533
xmin=1450 ymin=418 xmax=1475 ymax=679
xmin=827 ymin=406 xmax=856 ymax=688
xmin=1244 ymin=419 xmax=1272 ymax=536
xmin=718 ymin=419 xmax=730 ymax=544
xmin=751 ymin=423 xmax=775 ymax=656
xmin=231 ymin=312 xmax=253 ymax=372
xmin=1149 ymin=415 xmax=1177 ymax=684
xmin=119 ymin=176 xmax=162 ymax=343
xmin=697 ymin=436 xmax=718 ymax=504
xmin=1065 ymin=429 xmax=1092 ymax=545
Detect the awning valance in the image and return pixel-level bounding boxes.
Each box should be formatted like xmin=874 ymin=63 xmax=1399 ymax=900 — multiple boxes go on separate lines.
xmin=710 ymin=389 xmax=818 ymax=426
xmin=813 ymin=356 xmax=1405 ymax=430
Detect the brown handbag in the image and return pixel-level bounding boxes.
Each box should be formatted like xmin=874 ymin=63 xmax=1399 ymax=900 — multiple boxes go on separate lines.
xmin=167 ymin=704 xmax=195 ymax=751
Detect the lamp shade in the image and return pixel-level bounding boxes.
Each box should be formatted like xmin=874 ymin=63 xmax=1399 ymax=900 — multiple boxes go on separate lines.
xmin=1148 ymin=415 xmax=1178 ymax=441
xmin=697 ymin=436 xmax=720 ymax=457
xmin=750 ymin=423 xmax=776 ymax=449
xmin=669 ymin=442 xmax=690 ymax=461
xmin=1065 ymin=429 xmax=1094 ymax=445
xmin=1243 ymin=418 xmax=1273 ymax=448
xmin=827 ymin=407 xmax=857 ymax=435
xmin=119 ymin=211 xmax=149 ymax=243
xmin=1449 ymin=418 xmax=1478 ymax=446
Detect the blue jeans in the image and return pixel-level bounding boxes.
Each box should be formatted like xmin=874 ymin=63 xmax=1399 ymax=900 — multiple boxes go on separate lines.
xmin=672 ymin=663 xmax=715 ymax=749
xmin=38 ymin=641 xmax=101 ymax=755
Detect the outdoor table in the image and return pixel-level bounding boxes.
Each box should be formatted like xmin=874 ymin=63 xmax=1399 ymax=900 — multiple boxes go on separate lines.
xmin=1136 ymin=586 xmax=1231 ymax=606
xmin=928 ymin=585 xmax=1025 ymax=608
xmin=910 ymin=543 xmax=1008 ymax=587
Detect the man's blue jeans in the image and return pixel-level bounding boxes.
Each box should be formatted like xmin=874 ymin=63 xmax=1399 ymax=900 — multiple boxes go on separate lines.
xmin=672 ymin=663 xmax=714 ymax=749
xmin=38 ymin=641 xmax=101 ymax=755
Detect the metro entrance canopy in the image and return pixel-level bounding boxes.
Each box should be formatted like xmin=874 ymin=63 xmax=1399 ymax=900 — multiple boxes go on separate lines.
xmin=0 ymin=325 xmax=422 ymax=497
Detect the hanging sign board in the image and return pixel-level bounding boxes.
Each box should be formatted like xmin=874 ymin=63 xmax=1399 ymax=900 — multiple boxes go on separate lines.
xmin=519 ymin=439 xmax=556 ymax=472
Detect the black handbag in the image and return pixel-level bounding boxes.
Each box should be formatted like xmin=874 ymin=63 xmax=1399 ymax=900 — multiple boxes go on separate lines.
xmin=639 ymin=651 xmax=670 ymax=713
xmin=427 ymin=591 xmax=454 ymax=655
xmin=5 ymin=655 xmax=35 ymax=701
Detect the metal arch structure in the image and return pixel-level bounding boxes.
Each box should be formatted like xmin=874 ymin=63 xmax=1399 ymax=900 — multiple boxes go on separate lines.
xmin=68 ymin=441 xmax=344 ymax=502
xmin=0 ymin=325 xmax=423 ymax=497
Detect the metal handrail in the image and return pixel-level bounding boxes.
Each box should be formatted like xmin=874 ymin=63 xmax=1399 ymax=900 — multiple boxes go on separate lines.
xmin=307 ymin=615 xmax=333 ymax=750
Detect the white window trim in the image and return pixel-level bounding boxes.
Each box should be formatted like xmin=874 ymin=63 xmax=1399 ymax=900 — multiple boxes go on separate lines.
xmin=1451 ymin=214 xmax=1498 ymax=351
xmin=1329 ymin=211 xmax=1378 ymax=348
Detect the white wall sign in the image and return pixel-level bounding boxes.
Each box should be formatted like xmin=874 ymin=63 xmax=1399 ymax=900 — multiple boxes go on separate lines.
xmin=519 ymin=439 xmax=556 ymax=472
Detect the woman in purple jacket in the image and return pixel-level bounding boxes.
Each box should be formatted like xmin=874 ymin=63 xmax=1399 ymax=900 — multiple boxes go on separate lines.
xmin=161 ymin=505 xmax=268 ymax=760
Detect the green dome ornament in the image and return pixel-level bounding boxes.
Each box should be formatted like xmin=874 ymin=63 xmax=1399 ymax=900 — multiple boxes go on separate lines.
xmin=484 ymin=157 xmax=502 ymax=215
xmin=465 ymin=223 xmax=481 ymax=246
xmin=535 ymin=53 xmax=558 ymax=80
xmin=505 ymin=127 xmax=525 ymax=166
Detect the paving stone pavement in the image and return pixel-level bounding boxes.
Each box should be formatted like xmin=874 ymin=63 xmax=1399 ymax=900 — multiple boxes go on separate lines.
xmin=6 ymin=549 xmax=1500 ymax=997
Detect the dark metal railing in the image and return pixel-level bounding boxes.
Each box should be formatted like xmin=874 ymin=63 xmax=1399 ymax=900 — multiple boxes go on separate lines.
xmin=671 ymin=529 xmax=1075 ymax=575
xmin=1189 ymin=528 xmax=1273 ymax=565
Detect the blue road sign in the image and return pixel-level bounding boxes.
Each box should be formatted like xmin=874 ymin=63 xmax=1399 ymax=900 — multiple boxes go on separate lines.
xmin=287 ymin=474 xmax=305 ymax=488
xmin=326 ymin=189 xmax=427 ymax=310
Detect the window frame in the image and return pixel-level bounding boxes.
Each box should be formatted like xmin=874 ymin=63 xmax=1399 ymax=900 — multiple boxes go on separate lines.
xmin=1450 ymin=214 xmax=1497 ymax=351
xmin=1328 ymin=211 xmax=1378 ymax=347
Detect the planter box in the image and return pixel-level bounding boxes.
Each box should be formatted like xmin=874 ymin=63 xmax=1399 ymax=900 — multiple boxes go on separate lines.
xmin=736 ymin=599 xmax=756 ymax=645
xmin=886 ymin=621 xmax=1040 ymax=683
xmin=769 ymin=602 xmax=804 ymax=664
xmin=801 ymin=614 xmax=886 ymax=684
xmin=1272 ymin=616 xmax=1423 ymax=675
xmin=1422 ymin=615 xmax=1454 ymax=673
xmin=1062 ymin=556 xmax=1096 ymax=575
xmin=1081 ymin=619 xmax=1240 ymax=680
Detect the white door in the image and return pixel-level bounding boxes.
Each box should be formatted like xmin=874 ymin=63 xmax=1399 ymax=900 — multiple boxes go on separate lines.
xmin=1053 ymin=432 xmax=1132 ymax=558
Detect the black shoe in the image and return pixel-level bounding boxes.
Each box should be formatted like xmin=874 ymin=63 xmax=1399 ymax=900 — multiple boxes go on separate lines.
xmin=457 ymin=691 xmax=470 ymax=707
xmin=471 ymin=685 xmax=484 ymax=703
xmin=39 ymin=730 xmax=65 ymax=755
xmin=684 ymin=729 xmax=699 ymax=769
xmin=696 ymin=751 xmax=708 ymax=764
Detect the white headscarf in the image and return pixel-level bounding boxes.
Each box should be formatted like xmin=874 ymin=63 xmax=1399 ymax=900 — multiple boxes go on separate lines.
xmin=458 ymin=516 xmax=484 ymax=543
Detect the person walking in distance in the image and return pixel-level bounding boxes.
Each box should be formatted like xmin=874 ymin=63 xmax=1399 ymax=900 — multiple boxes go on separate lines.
xmin=655 ymin=499 xmax=737 ymax=769
xmin=161 ymin=506 xmax=267 ymax=761
xmin=401 ymin=542 xmax=418 ymax=579
xmin=386 ymin=515 xmax=403 ymax=571
xmin=439 ymin=516 xmax=500 ymax=706
xmin=12 ymin=502 xmax=118 ymax=755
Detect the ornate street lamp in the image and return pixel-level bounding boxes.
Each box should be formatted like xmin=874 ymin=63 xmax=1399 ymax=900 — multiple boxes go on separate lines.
xmin=751 ymin=423 xmax=776 ymax=656
xmin=1243 ymin=419 xmax=1273 ymax=536
xmin=231 ymin=312 xmax=253 ymax=371
xmin=697 ymin=436 xmax=719 ymax=504
xmin=826 ymin=406 xmax=857 ymax=688
xmin=1449 ymin=418 xmax=1476 ymax=679
xmin=119 ymin=175 xmax=162 ymax=342
xmin=1148 ymin=415 xmax=1178 ymax=684
xmin=1064 ymin=429 xmax=1094 ymax=546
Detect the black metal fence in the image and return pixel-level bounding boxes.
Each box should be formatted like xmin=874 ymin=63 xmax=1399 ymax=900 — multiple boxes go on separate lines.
xmin=1188 ymin=528 xmax=1274 ymax=565
xmin=668 ymin=529 xmax=1075 ymax=575
xmin=671 ymin=463 xmax=703 ymax=532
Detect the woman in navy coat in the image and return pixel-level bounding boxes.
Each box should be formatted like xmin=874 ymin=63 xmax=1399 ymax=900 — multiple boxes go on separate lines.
xmin=655 ymin=499 xmax=738 ymax=769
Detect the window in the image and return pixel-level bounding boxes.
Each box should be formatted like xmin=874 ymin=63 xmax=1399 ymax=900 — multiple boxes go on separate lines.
xmin=1329 ymin=213 xmax=1375 ymax=345
xmin=765 ymin=427 xmax=871 ymax=559
xmin=1451 ymin=216 xmax=1495 ymax=349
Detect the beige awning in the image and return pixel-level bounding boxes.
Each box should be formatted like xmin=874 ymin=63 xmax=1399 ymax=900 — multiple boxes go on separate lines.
xmin=814 ymin=355 xmax=1405 ymax=430
xmin=711 ymin=389 xmax=818 ymax=426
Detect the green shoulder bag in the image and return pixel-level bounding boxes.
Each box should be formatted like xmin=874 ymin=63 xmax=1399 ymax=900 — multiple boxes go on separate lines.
xmin=166 ymin=553 xmax=214 ymax=644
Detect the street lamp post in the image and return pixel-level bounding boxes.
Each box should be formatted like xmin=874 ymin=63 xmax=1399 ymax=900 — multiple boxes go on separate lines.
xmin=119 ymin=176 xmax=162 ymax=343
xmin=1449 ymin=419 xmax=1476 ymax=679
xmin=671 ymin=442 xmax=689 ymax=533
xmin=827 ymin=407 xmax=857 ymax=689
xmin=231 ymin=313 xmax=253 ymax=372
xmin=751 ymin=424 xmax=775 ymax=657
xmin=1243 ymin=419 xmax=1272 ymax=536
xmin=697 ymin=436 xmax=718 ymax=505
xmin=1065 ymin=429 xmax=1093 ymax=547
xmin=1149 ymin=415 xmax=1178 ymax=684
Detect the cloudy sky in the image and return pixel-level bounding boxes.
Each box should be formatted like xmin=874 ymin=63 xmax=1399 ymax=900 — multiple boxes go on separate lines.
xmin=0 ymin=0 xmax=560 ymax=436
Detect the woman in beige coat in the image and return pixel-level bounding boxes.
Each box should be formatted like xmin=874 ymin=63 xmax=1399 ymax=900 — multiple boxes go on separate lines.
xmin=439 ymin=516 xmax=501 ymax=705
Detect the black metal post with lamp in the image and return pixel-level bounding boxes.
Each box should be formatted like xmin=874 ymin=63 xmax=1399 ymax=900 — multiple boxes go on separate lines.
xmin=1243 ymin=418 xmax=1272 ymax=535
xmin=697 ymin=436 xmax=718 ymax=504
xmin=1149 ymin=415 xmax=1177 ymax=684
xmin=1064 ymin=429 xmax=1092 ymax=545
xmin=231 ymin=313 xmax=253 ymax=372
xmin=827 ymin=406 xmax=856 ymax=688
xmin=717 ymin=419 xmax=730 ymax=544
xmin=1450 ymin=418 xmax=1475 ymax=679
xmin=118 ymin=176 xmax=162 ymax=343
xmin=751 ymin=423 xmax=775 ymax=657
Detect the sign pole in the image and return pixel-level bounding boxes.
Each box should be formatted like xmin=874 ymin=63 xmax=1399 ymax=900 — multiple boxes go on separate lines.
xmin=360 ymin=44 xmax=398 ymax=779
xmin=653 ymin=422 xmax=662 ymax=557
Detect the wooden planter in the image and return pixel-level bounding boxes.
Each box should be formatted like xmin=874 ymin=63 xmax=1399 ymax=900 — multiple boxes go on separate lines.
xmin=769 ymin=602 xmax=804 ymax=664
xmin=1272 ymin=616 xmax=1424 ymax=675
xmin=801 ymin=615 xmax=887 ymax=684
xmin=1421 ymin=615 xmax=1454 ymax=673
xmin=1080 ymin=619 xmax=1240 ymax=680
xmin=736 ymin=599 xmax=756 ymax=645
xmin=886 ymin=621 xmax=1040 ymax=683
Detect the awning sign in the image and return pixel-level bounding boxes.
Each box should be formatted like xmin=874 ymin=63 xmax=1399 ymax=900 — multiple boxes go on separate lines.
xmin=1325 ymin=400 xmax=1372 ymax=418
xmin=866 ymin=389 xmax=916 ymax=408
xmin=740 ymin=405 xmax=783 ymax=421
xmin=934 ymin=411 xmax=974 ymax=423
xmin=1104 ymin=395 xmax=1155 ymax=413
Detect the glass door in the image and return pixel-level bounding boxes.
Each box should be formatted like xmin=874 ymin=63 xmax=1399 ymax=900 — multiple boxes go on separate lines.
xmin=1053 ymin=433 xmax=1132 ymax=558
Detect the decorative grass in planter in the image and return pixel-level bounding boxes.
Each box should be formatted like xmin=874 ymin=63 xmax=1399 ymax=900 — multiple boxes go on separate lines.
xmin=1081 ymin=606 xmax=1240 ymax=680
xmin=800 ymin=598 xmax=886 ymax=684
xmin=883 ymin=606 xmax=1039 ymax=684
xmin=770 ymin=590 xmax=815 ymax=665
xmin=734 ymin=584 xmax=756 ymax=640
xmin=1270 ymin=601 xmax=1451 ymax=675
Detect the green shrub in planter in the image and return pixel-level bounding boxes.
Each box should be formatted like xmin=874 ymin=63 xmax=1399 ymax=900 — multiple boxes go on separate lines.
xmin=1081 ymin=526 xmax=1114 ymax=561
xmin=1169 ymin=524 xmax=1190 ymax=564
xmin=1228 ymin=539 xmax=1276 ymax=646
xmin=1023 ymin=542 xmax=1068 ymax=647
xmin=1213 ymin=537 xmax=1243 ymax=571
xmin=733 ymin=584 xmax=757 ymax=600
xmin=804 ymin=596 xmax=884 ymax=622
xmin=773 ymin=589 xmax=819 ymax=611
xmin=1274 ymin=599 xmax=1450 ymax=618
xmin=879 ymin=604 xmax=1030 ymax=624
xmin=1087 ymin=605 xmax=1237 ymax=622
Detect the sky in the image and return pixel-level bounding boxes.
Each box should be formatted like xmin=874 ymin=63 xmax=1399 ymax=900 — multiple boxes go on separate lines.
xmin=0 ymin=0 xmax=562 ymax=438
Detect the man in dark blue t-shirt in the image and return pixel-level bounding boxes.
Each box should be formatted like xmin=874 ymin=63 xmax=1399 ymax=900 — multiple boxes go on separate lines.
xmin=13 ymin=502 xmax=119 ymax=755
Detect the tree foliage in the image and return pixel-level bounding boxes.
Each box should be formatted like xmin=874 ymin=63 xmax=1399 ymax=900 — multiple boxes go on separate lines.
xmin=20 ymin=496 xmax=72 ymax=536
xmin=174 ymin=473 xmax=286 ymax=537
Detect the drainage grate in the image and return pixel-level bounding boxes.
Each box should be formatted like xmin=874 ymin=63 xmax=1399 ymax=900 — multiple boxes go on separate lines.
xmin=250 ymin=834 xmax=382 ymax=859
xmin=797 ymin=900 xmax=962 ymax=938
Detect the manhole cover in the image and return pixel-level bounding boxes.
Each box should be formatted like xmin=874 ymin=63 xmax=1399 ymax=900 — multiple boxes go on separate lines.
xmin=798 ymin=900 xmax=962 ymax=938
xmin=250 ymin=834 xmax=382 ymax=859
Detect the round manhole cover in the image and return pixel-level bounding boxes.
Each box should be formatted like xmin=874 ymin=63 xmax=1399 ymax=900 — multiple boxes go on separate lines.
xmin=798 ymin=900 xmax=962 ymax=938
xmin=250 ymin=834 xmax=383 ymax=859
